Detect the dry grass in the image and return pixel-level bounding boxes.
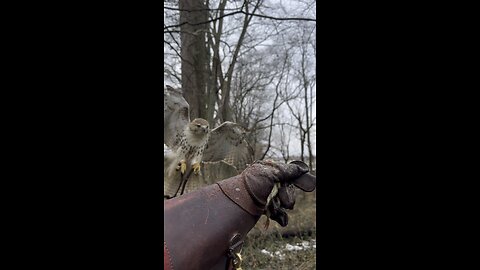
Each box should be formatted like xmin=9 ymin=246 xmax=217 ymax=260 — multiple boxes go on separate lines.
xmin=241 ymin=190 xmax=317 ymax=270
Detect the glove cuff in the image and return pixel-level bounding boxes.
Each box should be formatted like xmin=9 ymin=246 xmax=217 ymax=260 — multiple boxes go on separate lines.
xmin=217 ymin=174 xmax=268 ymax=217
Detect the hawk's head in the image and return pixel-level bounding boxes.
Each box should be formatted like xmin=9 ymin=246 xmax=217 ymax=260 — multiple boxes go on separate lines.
xmin=189 ymin=118 xmax=210 ymax=136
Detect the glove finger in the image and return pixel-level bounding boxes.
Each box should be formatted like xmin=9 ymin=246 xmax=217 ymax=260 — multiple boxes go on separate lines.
xmin=288 ymin=161 xmax=316 ymax=192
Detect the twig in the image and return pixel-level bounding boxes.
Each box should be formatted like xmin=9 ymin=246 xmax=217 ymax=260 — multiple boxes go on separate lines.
xmin=180 ymin=168 xmax=194 ymax=195
xmin=172 ymin=167 xmax=193 ymax=197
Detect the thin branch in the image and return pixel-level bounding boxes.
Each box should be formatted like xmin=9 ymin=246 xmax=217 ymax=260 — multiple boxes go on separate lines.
xmin=164 ymin=6 xmax=243 ymax=12
xmin=164 ymin=10 xmax=315 ymax=31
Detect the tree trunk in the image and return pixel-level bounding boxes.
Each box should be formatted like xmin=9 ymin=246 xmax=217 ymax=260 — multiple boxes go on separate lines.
xmin=303 ymin=66 xmax=313 ymax=169
xmin=300 ymin=135 xmax=305 ymax=162
xmin=179 ymin=0 xmax=208 ymax=120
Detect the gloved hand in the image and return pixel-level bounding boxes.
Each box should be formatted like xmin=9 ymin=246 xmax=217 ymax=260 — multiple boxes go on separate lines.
xmin=242 ymin=160 xmax=316 ymax=226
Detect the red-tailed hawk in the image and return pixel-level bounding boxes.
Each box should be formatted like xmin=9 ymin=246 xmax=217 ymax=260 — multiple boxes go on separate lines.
xmin=164 ymin=85 xmax=254 ymax=195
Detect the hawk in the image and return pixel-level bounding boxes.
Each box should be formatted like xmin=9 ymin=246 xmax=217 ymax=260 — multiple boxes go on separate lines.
xmin=164 ymin=85 xmax=254 ymax=183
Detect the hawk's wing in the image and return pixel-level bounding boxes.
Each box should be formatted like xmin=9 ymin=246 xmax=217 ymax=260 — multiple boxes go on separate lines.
xmin=163 ymin=143 xmax=184 ymax=197
xmin=202 ymin=121 xmax=254 ymax=172
xmin=164 ymin=85 xmax=190 ymax=149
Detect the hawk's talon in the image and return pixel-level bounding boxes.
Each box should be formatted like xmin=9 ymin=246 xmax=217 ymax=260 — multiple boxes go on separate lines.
xmin=192 ymin=162 xmax=201 ymax=175
xmin=176 ymin=160 xmax=187 ymax=174
xmin=181 ymin=162 xmax=187 ymax=174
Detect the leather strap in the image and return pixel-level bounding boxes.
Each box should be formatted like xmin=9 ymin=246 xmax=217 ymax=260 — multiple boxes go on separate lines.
xmin=226 ymin=233 xmax=244 ymax=270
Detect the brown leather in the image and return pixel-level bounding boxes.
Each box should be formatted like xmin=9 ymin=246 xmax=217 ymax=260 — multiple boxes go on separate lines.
xmin=164 ymin=242 xmax=174 ymax=270
xmin=244 ymin=161 xmax=311 ymax=205
xmin=217 ymin=174 xmax=266 ymax=217
xmin=163 ymin=160 xmax=316 ymax=270
xmin=164 ymin=178 xmax=259 ymax=270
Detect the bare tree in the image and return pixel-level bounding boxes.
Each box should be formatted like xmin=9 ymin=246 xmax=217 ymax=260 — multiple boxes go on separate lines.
xmin=278 ymin=123 xmax=292 ymax=163
xmin=285 ymin=24 xmax=316 ymax=168
xmin=179 ymin=0 xmax=209 ymax=120
xmin=299 ymin=33 xmax=315 ymax=169
xmin=207 ymin=0 xmax=263 ymax=124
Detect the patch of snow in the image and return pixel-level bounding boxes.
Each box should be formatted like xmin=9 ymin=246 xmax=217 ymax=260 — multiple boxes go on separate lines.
xmin=274 ymin=251 xmax=285 ymax=260
xmin=261 ymin=249 xmax=272 ymax=256
xmin=285 ymin=244 xmax=303 ymax=251
xmin=259 ymin=238 xmax=316 ymax=259
xmin=301 ymin=241 xmax=310 ymax=247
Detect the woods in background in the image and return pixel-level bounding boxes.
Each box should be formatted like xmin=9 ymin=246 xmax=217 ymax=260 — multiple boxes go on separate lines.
xmin=164 ymin=0 xmax=316 ymax=169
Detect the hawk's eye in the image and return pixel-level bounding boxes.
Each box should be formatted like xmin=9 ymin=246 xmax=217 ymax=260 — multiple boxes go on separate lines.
xmin=196 ymin=124 xmax=201 ymax=127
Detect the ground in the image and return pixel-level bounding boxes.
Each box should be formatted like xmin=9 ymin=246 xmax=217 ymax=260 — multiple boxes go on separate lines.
xmin=241 ymin=190 xmax=317 ymax=269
